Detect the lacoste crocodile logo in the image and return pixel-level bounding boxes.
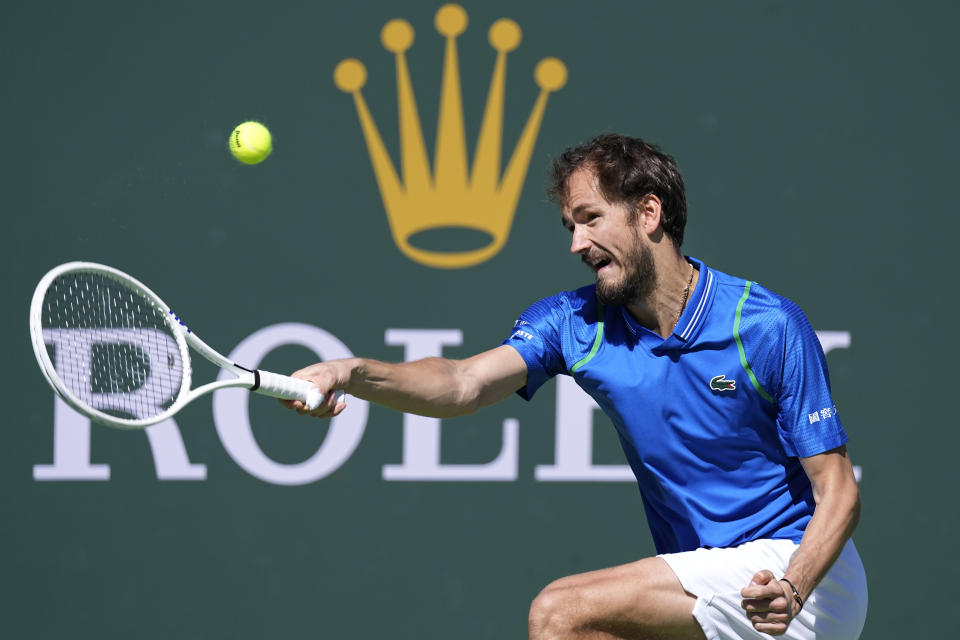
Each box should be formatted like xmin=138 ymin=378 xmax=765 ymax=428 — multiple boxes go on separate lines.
xmin=710 ymin=375 xmax=736 ymax=392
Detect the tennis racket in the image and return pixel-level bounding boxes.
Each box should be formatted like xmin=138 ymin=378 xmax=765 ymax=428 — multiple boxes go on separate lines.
xmin=29 ymin=261 xmax=343 ymax=430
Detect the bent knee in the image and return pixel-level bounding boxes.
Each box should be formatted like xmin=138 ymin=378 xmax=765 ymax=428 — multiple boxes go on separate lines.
xmin=528 ymin=583 xmax=579 ymax=638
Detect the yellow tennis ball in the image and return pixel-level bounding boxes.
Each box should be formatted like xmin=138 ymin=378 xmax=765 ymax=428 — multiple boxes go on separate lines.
xmin=228 ymin=121 xmax=272 ymax=165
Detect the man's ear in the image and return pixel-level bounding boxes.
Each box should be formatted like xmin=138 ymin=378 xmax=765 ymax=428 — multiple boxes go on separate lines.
xmin=636 ymin=194 xmax=663 ymax=237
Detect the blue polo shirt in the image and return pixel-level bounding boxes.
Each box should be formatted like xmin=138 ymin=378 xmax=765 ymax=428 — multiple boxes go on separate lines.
xmin=504 ymin=257 xmax=847 ymax=554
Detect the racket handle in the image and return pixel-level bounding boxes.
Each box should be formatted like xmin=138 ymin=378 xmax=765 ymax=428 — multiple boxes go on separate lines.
xmin=255 ymin=370 xmax=346 ymax=411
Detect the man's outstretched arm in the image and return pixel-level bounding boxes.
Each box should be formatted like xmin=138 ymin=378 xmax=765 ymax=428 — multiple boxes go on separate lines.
xmin=281 ymin=345 xmax=529 ymax=419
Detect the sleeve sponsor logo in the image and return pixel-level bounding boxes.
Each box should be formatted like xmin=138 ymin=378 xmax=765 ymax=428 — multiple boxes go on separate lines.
xmin=808 ymin=405 xmax=839 ymax=424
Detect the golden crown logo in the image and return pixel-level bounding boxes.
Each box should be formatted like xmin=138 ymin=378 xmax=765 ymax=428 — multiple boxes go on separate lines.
xmin=334 ymin=3 xmax=567 ymax=269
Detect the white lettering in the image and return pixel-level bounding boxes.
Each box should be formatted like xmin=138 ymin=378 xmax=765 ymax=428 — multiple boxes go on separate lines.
xmin=145 ymin=419 xmax=208 ymax=480
xmin=816 ymin=331 xmax=851 ymax=355
xmin=42 ymin=328 xmax=184 ymax=419
xmin=34 ymin=396 xmax=111 ymax=481
xmin=535 ymin=376 xmax=634 ymax=482
xmin=34 ymin=399 xmax=207 ymax=481
xmin=212 ymin=323 xmax=368 ymax=486
xmin=381 ymin=329 xmax=518 ymax=481
xmin=36 ymin=326 xmax=858 ymax=485
xmin=35 ymin=329 xmax=204 ymax=480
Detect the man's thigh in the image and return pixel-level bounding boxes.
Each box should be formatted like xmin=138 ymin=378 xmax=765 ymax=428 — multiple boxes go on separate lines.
xmin=529 ymin=557 xmax=706 ymax=640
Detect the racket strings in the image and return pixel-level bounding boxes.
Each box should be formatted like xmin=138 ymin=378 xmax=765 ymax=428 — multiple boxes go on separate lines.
xmin=42 ymin=272 xmax=186 ymax=421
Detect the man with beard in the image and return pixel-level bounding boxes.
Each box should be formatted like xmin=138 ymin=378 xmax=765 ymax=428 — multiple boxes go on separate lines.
xmin=284 ymin=134 xmax=867 ymax=640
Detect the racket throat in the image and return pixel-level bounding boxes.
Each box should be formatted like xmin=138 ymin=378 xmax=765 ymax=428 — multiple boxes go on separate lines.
xmin=233 ymin=363 xmax=261 ymax=391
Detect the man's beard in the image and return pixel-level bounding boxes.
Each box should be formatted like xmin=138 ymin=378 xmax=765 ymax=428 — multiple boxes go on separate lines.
xmin=593 ymin=239 xmax=656 ymax=307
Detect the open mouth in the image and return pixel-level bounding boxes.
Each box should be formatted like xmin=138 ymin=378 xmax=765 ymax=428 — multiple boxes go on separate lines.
xmin=584 ymin=255 xmax=612 ymax=273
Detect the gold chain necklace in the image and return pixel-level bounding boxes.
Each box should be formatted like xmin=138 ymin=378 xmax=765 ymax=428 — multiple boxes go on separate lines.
xmin=673 ymin=262 xmax=695 ymax=326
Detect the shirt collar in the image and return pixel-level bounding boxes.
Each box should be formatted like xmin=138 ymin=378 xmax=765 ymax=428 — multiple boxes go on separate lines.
xmin=674 ymin=256 xmax=714 ymax=342
xmin=618 ymin=256 xmax=715 ymax=346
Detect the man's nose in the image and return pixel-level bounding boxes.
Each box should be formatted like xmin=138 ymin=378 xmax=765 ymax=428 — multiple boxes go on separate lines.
xmin=569 ymin=226 xmax=590 ymax=255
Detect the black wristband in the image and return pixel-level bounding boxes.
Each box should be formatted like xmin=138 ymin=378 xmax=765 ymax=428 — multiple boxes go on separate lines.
xmin=779 ymin=577 xmax=804 ymax=613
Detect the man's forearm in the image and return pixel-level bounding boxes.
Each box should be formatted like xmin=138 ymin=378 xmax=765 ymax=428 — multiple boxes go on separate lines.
xmin=289 ymin=345 xmax=527 ymax=419
xmin=781 ymin=479 xmax=860 ymax=602
xmin=343 ymin=357 xmax=481 ymax=418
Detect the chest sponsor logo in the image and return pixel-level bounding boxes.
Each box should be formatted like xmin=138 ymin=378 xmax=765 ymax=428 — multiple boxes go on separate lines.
xmin=709 ymin=375 xmax=736 ymax=392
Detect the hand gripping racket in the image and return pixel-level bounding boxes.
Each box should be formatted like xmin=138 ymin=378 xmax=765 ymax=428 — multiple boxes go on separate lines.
xmin=29 ymin=261 xmax=343 ymax=430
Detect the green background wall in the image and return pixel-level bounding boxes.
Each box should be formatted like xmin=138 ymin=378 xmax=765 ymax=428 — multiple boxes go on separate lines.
xmin=3 ymin=1 xmax=956 ymax=638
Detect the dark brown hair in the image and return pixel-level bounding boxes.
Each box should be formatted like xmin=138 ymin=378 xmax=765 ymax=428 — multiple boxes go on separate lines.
xmin=548 ymin=133 xmax=688 ymax=246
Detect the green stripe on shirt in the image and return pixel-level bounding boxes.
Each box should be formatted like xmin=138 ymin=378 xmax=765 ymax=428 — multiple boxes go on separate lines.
xmin=734 ymin=281 xmax=775 ymax=404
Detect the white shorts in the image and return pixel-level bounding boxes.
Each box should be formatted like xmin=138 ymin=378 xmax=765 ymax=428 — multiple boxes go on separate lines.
xmin=659 ymin=538 xmax=867 ymax=640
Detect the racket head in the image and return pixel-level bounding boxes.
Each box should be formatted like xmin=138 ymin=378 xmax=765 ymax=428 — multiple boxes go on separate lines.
xmin=29 ymin=262 xmax=193 ymax=429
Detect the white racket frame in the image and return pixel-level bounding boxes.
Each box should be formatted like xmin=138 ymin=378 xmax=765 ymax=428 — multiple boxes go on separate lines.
xmin=29 ymin=261 xmax=336 ymax=430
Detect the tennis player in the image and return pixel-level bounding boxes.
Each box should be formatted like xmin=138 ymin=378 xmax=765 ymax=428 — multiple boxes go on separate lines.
xmin=285 ymin=134 xmax=867 ymax=640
